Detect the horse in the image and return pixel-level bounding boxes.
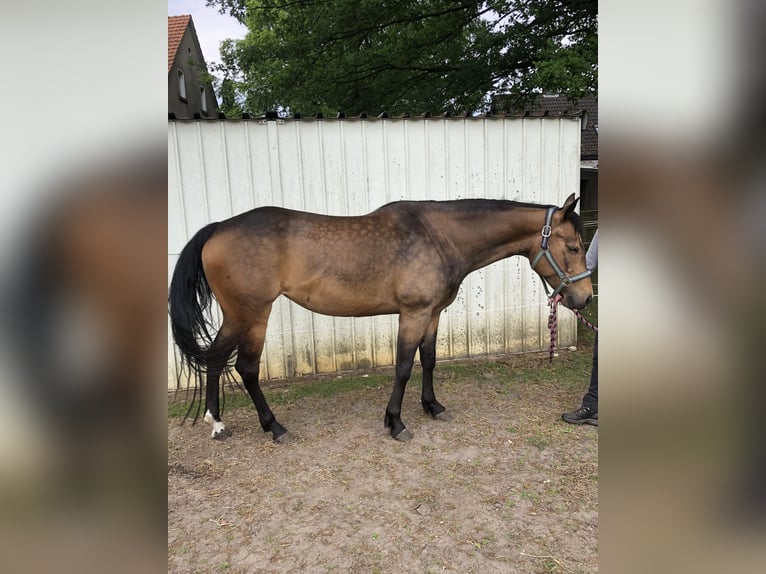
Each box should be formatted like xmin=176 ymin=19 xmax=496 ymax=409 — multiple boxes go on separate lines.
xmin=168 ymin=193 xmax=593 ymax=442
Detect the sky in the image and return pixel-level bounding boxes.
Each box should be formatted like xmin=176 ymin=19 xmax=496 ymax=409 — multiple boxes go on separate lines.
xmin=168 ymin=0 xmax=247 ymax=67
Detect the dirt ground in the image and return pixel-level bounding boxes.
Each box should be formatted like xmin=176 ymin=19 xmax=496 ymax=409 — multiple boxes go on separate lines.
xmin=168 ymin=354 xmax=598 ymax=573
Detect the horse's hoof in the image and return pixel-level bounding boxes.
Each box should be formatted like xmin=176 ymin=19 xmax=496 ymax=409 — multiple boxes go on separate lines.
xmin=393 ymin=428 xmax=414 ymax=442
xmin=212 ymin=427 xmax=232 ymax=440
xmin=434 ymin=410 xmax=453 ymax=422
xmin=273 ymin=430 xmax=293 ymax=444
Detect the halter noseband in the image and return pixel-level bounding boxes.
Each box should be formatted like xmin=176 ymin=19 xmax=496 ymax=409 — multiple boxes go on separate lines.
xmin=530 ymin=207 xmax=592 ymax=298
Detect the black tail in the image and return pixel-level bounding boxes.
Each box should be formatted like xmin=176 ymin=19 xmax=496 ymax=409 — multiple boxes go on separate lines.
xmin=169 ymin=223 xmax=232 ymax=416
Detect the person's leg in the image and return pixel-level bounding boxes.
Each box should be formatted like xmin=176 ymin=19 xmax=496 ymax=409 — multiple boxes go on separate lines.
xmin=581 ymin=334 xmax=598 ymax=410
xmin=562 ymin=335 xmax=598 ymax=426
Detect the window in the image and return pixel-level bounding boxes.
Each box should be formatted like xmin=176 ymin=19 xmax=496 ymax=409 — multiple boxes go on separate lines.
xmin=177 ymin=69 xmax=187 ymax=101
xmin=200 ymin=86 xmax=207 ymax=113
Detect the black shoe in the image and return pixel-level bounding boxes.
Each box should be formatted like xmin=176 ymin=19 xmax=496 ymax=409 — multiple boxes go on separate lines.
xmin=562 ymin=406 xmax=598 ymax=426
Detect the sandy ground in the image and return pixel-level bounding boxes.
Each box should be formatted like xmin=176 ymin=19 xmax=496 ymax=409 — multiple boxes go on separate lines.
xmin=168 ymin=357 xmax=598 ymax=573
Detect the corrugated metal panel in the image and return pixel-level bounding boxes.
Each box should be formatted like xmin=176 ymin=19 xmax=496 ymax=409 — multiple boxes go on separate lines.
xmin=168 ymin=116 xmax=581 ymax=388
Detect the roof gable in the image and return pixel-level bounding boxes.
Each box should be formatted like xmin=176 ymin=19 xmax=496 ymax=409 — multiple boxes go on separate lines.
xmin=168 ymin=15 xmax=191 ymax=74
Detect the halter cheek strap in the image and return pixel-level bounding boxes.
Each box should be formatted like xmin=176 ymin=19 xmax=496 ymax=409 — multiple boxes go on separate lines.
xmin=530 ymin=207 xmax=592 ymax=298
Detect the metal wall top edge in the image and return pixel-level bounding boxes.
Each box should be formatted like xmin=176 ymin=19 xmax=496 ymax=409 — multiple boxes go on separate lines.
xmin=168 ymin=112 xmax=585 ymax=122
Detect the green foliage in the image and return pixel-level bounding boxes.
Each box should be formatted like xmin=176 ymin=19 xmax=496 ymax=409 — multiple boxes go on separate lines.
xmin=206 ymin=0 xmax=597 ymax=116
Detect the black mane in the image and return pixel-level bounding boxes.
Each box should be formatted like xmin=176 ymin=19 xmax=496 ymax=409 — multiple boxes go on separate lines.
xmin=410 ymin=198 xmax=586 ymax=237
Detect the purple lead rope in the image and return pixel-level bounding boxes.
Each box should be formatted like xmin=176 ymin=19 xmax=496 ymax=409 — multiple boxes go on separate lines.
xmin=547 ymin=295 xmax=597 ymax=363
xmin=547 ymin=294 xmax=562 ymax=363
xmin=573 ymin=308 xmax=599 ymax=332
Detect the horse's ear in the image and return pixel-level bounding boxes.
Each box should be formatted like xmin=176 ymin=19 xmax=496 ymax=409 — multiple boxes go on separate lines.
xmin=559 ymin=194 xmax=579 ymax=217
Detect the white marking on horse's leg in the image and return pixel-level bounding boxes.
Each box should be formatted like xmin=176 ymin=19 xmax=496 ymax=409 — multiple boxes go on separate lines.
xmin=211 ymin=420 xmax=228 ymax=438
xmin=204 ymin=409 xmax=229 ymax=438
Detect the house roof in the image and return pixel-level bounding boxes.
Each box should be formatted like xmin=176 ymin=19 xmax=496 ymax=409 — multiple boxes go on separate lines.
xmin=494 ymin=94 xmax=598 ymax=160
xmin=168 ymin=15 xmax=191 ymax=74
xmin=532 ymin=95 xmax=597 ymax=159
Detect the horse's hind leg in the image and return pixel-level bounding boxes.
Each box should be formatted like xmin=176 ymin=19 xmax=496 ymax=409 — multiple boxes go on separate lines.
xmin=236 ymin=318 xmax=289 ymax=443
xmin=203 ymin=326 xmax=238 ymax=440
xmin=420 ymin=313 xmax=450 ymax=421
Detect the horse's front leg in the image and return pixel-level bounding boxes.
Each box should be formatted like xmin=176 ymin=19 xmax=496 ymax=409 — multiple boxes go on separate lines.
xmin=385 ymin=311 xmax=431 ymax=441
xmin=420 ymin=314 xmax=450 ymax=421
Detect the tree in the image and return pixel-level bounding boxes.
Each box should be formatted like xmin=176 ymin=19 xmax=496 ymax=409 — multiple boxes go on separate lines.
xmin=207 ymin=0 xmax=597 ymax=116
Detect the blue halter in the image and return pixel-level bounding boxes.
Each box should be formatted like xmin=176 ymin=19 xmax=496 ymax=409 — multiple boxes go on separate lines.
xmin=530 ymin=207 xmax=592 ymax=298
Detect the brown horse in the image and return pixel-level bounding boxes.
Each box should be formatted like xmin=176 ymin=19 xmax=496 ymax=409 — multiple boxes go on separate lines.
xmin=169 ymin=193 xmax=593 ymax=442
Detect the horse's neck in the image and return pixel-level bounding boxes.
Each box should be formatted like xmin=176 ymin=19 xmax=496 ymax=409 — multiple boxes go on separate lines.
xmin=440 ymin=206 xmax=545 ymax=273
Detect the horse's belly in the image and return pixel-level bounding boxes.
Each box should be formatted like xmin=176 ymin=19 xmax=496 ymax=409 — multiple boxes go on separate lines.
xmin=283 ymin=282 xmax=398 ymax=317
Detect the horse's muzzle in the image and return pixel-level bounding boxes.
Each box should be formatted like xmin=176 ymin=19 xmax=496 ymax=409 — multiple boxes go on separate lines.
xmin=564 ymin=292 xmax=593 ymax=310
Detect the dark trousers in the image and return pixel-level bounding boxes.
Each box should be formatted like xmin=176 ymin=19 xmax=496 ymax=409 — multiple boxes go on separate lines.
xmin=582 ymin=334 xmax=598 ymax=410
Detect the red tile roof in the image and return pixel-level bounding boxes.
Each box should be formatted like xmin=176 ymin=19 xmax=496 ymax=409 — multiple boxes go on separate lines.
xmin=168 ymin=15 xmax=191 ymax=74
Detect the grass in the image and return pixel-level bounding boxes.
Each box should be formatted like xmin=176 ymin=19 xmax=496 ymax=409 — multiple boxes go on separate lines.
xmin=519 ymin=491 xmax=540 ymax=503
xmin=168 ymin=372 xmax=390 ymax=418
xmin=467 ymin=533 xmax=496 ymax=551
xmin=168 ymin=349 xmax=594 ymax=419
xmin=527 ymin=433 xmax=551 ymax=449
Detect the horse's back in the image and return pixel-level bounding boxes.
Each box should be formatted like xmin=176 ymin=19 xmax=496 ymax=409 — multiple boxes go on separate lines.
xmin=199 ymin=202 xmax=454 ymax=317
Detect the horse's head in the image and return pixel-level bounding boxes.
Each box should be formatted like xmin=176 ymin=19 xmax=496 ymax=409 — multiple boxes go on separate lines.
xmin=529 ymin=194 xmax=594 ymax=310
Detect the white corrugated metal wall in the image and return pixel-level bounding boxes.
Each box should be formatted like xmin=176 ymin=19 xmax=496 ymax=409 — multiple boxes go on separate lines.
xmin=168 ymin=116 xmax=581 ymax=388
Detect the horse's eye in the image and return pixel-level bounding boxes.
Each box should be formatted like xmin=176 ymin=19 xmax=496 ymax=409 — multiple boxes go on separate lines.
xmin=567 ymin=246 xmax=580 ymax=254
